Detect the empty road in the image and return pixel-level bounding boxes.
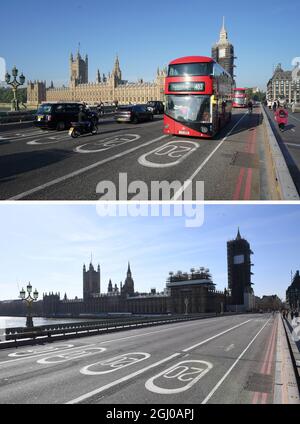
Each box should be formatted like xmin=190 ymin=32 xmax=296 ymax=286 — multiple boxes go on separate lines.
xmin=0 ymin=313 xmax=287 ymax=404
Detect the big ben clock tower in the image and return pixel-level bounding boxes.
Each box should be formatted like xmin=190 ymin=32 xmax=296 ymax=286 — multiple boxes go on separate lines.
xmin=227 ymin=229 xmax=254 ymax=306
xmin=212 ymin=17 xmax=235 ymax=79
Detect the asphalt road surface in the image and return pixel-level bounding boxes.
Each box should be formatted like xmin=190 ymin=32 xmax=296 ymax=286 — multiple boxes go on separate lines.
xmin=0 ymin=109 xmax=276 ymax=200
xmin=264 ymin=107 xmax=300 ymax=194
xmin=0 ymin=314 xmax=281 ymax=404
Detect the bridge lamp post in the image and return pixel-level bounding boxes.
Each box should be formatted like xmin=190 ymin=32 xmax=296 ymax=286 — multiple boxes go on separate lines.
xmin=5 ymin=66 xmax=26 ymax=111
xmin=184 ymin=297 xmax=189 ymax=316
xmin=19 ymin=283 xmax=39 ymax=328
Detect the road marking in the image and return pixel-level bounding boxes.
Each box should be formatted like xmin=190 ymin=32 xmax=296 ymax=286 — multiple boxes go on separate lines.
xmin=285 ymin=142 xmax=300 ymax=148
xmin=0 ymin=317 xmax=219 ymax=364
xmin=37 ymin=347 xmax=106 ymax=365
xmin=138 ymin=141 xmax=199 ymax=168
xmin=81 ymin=352 xmax=150 ymax=375
xmin=0 ymin=343 xmax=96 ymax=366
xmin=4 ymin=131 xmax=52 ymax=142
xmin=8 ymin=135 xmax=169 ymax=200
xmin=67 ymin=353 xmax=181 ymax=404
xmin=172 ymin=112 xmax=248 ymax=200
xmin=252 ymin=320 xmax=278 ymax=404
xmin=27 ymin=136 xmax=69 ymax=145
xmin=75 ymin=134 xmax=141 ymax=154
xmin=201 ymin=318 xmax=271 ymax=404
xmin=225 ymin=344 xmax=235 ymax=352
xmin=145 ymin=360 xmax=213 ymax=395
xmin=8 ymin=344 xmax=74 ymax=358
xmin=183 ymin=319 xmax=252 ymax=352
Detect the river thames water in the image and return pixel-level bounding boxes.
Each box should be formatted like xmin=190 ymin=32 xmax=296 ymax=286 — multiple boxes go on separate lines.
xmin=0 ymin=316 xmax=87 ymax=336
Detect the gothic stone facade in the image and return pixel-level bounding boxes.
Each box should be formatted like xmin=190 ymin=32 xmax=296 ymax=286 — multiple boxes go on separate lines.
xmin=27 ymin=53 xmax=166 ymax=106
xmin=42 ymin=264 xmax=226 ymax=317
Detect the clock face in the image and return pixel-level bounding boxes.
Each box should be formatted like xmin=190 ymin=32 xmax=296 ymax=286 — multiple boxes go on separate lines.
xmin=219 ymin=48 xmax=226 ymax=58
xmin=234 ymin=255 xmax=245 ymax=265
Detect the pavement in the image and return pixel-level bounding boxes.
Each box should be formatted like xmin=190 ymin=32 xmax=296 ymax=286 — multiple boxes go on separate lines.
xmin=0 ymin=313 xmax=297 ymax=405
xmin=0 ymin=109 xmax=279 ymax=200
xmin=264 ymin=107 xmax=300 ymax=194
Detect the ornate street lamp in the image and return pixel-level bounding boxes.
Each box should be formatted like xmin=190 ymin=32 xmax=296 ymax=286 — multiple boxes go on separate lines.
xmin=5 ymin=65 xmax=26 ymax=111
xmin=19 ymin=283 xmax=39 ymax=328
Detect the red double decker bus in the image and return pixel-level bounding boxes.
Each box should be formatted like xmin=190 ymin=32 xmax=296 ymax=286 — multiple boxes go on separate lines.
xmin=233 ymin=88 xmax=247 ymax=108
xmin=164 ymin=56 xmax=233 ymax=138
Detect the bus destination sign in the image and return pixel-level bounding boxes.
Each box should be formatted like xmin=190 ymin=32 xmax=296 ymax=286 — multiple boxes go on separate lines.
xmin=169 ymin=82 xmax=205 ymax=92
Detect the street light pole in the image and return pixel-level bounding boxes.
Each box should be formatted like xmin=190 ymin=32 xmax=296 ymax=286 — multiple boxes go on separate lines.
xmin=5 ymin=66 xmax=26 ymax=111
xmin=19 ymin=283 xmax=39 ymax=328
xmin=184 ymin=297 xmax=189 ymax=316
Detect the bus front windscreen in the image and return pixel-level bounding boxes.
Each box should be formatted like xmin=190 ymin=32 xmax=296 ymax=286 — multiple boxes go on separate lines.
xmin=166 ymin=95 xmax=211 ymax=123
xmin=234 ymin=98 xmax=246 ymax=105
xmin=168 ymin=62 xmax=213 ymax=77
xmin=235 ymin=90 xmax=246 ymax=96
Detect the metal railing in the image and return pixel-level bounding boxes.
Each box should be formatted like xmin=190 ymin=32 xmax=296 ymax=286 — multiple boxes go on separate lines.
xmin=4 ymin=314 xmax=216 ymax=343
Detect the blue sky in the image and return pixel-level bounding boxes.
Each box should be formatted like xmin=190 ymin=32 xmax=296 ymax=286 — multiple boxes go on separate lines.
xmin=0 ymin=204 xmax=299 ymax=301
xmin=0 ymin=0 xmax=299 ymax=89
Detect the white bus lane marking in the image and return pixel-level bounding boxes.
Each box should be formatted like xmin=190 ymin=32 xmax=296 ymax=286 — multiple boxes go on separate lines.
xmin=8 ymin=344 xmax=74 ymax=358
xmin=145 ymin=360 xmax=213 ymax=395
xmin=9 ymin=135 xmax=168 ymax=200
xmin=81 ymin=352 xmax=150 ymax=376
xmin=138 ymin=140 xmax=199 ymax=168
xmin=67 ymin=353 xmax=181 ymax=404
xmin=37 ymin=347 xmax=106 ymax=365
xmin=75 ymin=134 xmax=141 ymax=154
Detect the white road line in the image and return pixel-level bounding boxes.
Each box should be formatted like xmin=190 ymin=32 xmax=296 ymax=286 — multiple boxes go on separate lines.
xmin=66 ymin=353 xmax=181 ymax=404
xmin=7 ymin=135 xmax=169 ymax=200
xmin=285 ymin=142 xmax=300 ymax=148
xmin=183 ymin=319 xmax=252 ymax=352
xmin=201 ymin=318 xmax=271 ymax=404
xmin=67 ymin=317 xmax=254 ymax=404
xmin=4 ymin=132 xmax=51 ymax=141
xmin=172 ymin=112 xmax=248 ymax=200
xmin=225 ymin=344 xmax=235 ymax=352
xmin=96 ymin=318 xmax=221 ymax=347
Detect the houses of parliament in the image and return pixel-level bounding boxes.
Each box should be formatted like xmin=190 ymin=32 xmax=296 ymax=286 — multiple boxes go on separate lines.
xmin=27 ymin=53 xmax=166 ymax=106
xmin=41 ymin=229 xmax=255 ymax=317
xmin=27 ymin=18 xmax=236 ymax=107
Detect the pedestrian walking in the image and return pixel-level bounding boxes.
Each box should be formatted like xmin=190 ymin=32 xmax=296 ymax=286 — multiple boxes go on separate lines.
xmin=291 ymin=311 xmax=294 ymax=320
xmin=272 ymin=101 xmax=277 ymax=112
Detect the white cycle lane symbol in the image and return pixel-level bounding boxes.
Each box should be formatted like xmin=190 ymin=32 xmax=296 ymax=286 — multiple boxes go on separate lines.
xmin=27 ymin=136 xmax=69 ymax=146
xmin=80 ymin=352 xmax=151 ymax=375
xmin=37 ymin=347 xmax=107 ymax=365
xmin=145 ymin=360 xmax=213 ymax=395
xmin=75 ymin=134 xmax=141 ymax=154
xmin=8 ymin=344 xmax=74 ymax=358
xmin=138 ymin=140 xmax=199 ymax=168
